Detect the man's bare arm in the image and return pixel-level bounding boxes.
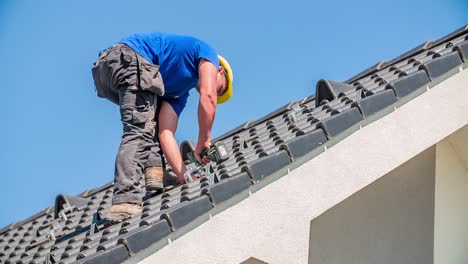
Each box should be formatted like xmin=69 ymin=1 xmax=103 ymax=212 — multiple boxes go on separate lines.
xmin=195 ymin=59 xmax=218 ymax=163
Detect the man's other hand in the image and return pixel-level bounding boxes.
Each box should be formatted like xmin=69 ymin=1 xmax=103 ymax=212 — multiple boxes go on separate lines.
xmin=194 ymin=141 xmax=211 ymax=165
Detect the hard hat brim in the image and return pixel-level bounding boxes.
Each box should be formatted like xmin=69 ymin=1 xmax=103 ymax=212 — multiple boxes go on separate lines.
xmin=217 ymin=55 xmax=233 ymax=104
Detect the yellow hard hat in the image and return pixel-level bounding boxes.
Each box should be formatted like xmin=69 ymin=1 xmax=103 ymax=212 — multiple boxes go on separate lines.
xmin=217 ymin=55 xmax=233 ymax=104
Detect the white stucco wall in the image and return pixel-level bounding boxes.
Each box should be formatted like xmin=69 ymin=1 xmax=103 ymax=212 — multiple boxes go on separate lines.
xmin=434 ymin=126 xmax=468 ymax=264
xmin=308 ymin=147 xmax=436 ymax=264
xmin=138 ymin=69 xmax=468 ymax=264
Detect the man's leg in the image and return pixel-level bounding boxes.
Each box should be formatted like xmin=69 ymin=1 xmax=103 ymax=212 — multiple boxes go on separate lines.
xmin=144 ymin=96 xmax=166 ymax=191
xmin=109 ymin=85 xmax=157 ymax=223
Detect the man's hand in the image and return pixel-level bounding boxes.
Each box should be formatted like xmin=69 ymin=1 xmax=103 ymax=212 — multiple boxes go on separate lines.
xmin=194 ymin=141 xmax=211 ymax=165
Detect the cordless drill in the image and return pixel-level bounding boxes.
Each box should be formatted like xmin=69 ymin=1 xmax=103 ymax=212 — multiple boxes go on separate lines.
xmin=184 ymin=143 xmax=228 ymax=184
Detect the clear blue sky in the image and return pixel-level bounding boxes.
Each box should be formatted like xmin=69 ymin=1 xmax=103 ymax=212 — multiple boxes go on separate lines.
xmin=1 ymin=0 xmax=466 ymax=228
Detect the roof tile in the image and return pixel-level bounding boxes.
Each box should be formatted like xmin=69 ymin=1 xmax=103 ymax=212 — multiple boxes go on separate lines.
xmin=453 ymin=40 xmax=468 ymax=62
xmin=162 ymin=195 xmax=213 ymax=231
xmin=386 ymin=70 xmax=430 ymax=98
xmin=420 ymin=51 xmax=463 ymax=79
xmin=205 ymin=172 xmax=251 ymax=205
xmin=317 ymin=107 xmax=363 ymax=138
xmin=242 ymin=150 xmax=291 ymax=182
xmin=316 ymin=80 xmax=356 ymax=106
xmin=78 ymin=244 xmax=128 ymax=264
xmin=119 ymin=219 xmax=171 ymax=255
xmin=354 ymin=89 xmax=398 ymax=118
xmin=281 ymin=128 xmax=327 ymax=160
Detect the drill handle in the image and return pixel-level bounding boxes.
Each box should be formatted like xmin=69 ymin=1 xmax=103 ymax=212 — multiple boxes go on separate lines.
xmin=187 ymin=148 xmax=209 ymax=166
xmin=187 ymin=143 xmax=227 ymax=165
xmin=199 ymin=147 xmax=212 ymax=159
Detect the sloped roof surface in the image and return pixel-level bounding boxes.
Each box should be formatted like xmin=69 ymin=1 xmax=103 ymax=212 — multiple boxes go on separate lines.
xmin=2 ymin=25 xmax=468 ymax=264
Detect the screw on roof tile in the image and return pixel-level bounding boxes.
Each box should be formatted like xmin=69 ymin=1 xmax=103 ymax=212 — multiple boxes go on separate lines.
xmin=27 ymin=232 xmax=55 ymax=251
xmin=205 ymin=163 xmax=218 ymax=185
xmin=47 ymin=230 xmax=56 ymax=241
xmin=89 ymin=212 xmax=103 ymax=236
xmin=239 ymin=139 xmax=247 ymax=151
xmin=233 ymin=137 xmax=254 ymax=150
xmin=287 ymin=112 xmax=298 ymax=123
xmin=286 ymin=103 xmax=307 ymax=124
xmin=58 ymin=210 xmax=68 ymax=222
xmin=353 ymin=91 xmax=362 ymax=102
xmin=34 ymin=219 xmax=60 ymax=239
xmin=44 ymin=253 xmax=56 ymax=264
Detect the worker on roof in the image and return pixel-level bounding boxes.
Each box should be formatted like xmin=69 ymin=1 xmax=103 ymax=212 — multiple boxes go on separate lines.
xmin=92 ymin=32 xmax=233 ymax=223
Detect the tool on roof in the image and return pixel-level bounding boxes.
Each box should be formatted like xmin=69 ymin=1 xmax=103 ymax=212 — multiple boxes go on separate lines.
xmin=183 ymin=143 xmax=228 ymax=185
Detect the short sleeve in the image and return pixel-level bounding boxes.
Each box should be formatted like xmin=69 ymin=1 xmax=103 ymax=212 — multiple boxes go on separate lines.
xmin=163 ymin=92 xmax=189 ymax=117
xmin=198 ymin=40 xmax=219 ymax=68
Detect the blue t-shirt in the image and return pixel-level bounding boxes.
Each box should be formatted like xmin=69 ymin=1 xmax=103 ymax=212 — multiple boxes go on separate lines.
xmin=119 ymin=33 xmax=219 ymax=116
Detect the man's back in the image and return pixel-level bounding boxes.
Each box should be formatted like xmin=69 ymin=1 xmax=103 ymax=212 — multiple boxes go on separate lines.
xmin=119 ymin=32 xmax=219 ymax=99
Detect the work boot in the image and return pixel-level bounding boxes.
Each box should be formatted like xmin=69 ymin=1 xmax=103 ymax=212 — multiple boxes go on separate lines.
xmin=145 ymin=167 xmax=164 ymax=192
xmin=107 ymin=203 xmax=142 ymax=224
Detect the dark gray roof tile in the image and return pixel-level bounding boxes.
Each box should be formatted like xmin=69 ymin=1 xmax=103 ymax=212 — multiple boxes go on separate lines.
xmin=386 ymin=70 xmax=430 ymax=98
xmin=242 ymin=150 xmax=291 ymax=182
xmin=316 ymin=79 xmax=357 ymax=106
xmin=354 ymin=89 xmax=398 ymax=118
xmin=54 ymin=194 xmax=89 ymax=219
xmin=205 ymin=172 xmax=251 ymax=205
xmin=419 ymin=51 xmax=463 ymax=80
xmin=403 ymin=64 xmax=421 ymax=75
xmin=77 ymin=244 xmax=129 ymax=264
xmin=453 ymin=40 xmax=468 ymax=62
xmin=385 ymin=41 xmax=433 ymax=68
xmin=281 ymin=128 xmax=327 ymax=160
xmin=317 ymin=107 xmax=363 ymax=138
xmin=118 ymin=219 xmax=171 ymax=255
xmin=162 ymin=195 xmax=213 ymax=231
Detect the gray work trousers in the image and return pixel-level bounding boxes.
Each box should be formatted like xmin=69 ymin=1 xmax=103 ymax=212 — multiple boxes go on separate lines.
xmin=92 ymin=44 xmax=165 ymax=205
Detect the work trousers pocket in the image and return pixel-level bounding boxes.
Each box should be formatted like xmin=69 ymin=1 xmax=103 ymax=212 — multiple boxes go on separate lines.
xmin=119 ymin=86 xmax=156 ymax=132
xmin=92 ymin=61 xmax=110 ymax=99
xmin=137 ymin=55 xmax=165 ymax=96
xmin=91 ymin=47 xmax=125 ymax=105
